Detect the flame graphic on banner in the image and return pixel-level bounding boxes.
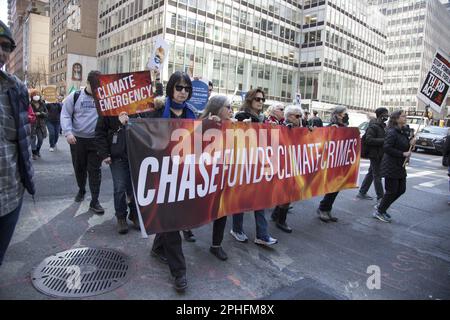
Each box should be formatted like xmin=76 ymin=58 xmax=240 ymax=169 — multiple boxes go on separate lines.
xmin=127 ymin=119 xmax=361 ymax=234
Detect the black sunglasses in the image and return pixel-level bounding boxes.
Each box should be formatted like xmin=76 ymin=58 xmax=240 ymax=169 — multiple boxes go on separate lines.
xmin=254 ymin=97 xmax=266 ymax=103
xmin=175 ymin=85 xmax=192 ymax=92
xmin=0 ymin=42 xmax=15 ymax=53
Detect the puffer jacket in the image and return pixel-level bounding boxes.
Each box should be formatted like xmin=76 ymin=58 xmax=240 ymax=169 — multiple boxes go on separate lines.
xmin=380 ymin=126 xmax=411 ymax=179
xmin=365 ymin=119 xmax=386 ymax=160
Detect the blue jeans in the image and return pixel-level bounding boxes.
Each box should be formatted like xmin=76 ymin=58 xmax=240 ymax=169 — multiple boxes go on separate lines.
xmin=232 ymin=210 xmax=269 ymax=240
xmin=46 ymin=121 xmax=61 ymax=148
xmin=0 ymin=199 xmax=23 ymax=266
xmin=110 ymin=158 xmax=137 ymax=219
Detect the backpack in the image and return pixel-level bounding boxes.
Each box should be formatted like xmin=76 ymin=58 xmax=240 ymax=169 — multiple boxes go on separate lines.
xmin=73 ymin=90 xmax=81 ymax=105
xmin=360 ymin=132 xmax=369 ymax=159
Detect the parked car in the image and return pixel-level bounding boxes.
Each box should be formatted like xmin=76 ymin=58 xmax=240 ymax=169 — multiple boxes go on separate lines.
xmin=414 ymin=126 xmax=450 ymax=154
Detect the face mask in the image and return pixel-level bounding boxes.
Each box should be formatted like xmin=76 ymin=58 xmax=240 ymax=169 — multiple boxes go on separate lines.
xmin=32 ymin=96 xmax=40 ymax=102
xmin=381 ymin=116 xmax=388 ymax=122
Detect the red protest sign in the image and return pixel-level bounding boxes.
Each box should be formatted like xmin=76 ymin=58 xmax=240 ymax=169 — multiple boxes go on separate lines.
xmin=91 ymin=71 xmax=155 ymax=116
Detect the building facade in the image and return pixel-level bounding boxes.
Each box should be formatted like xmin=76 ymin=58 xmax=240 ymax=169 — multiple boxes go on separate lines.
xmin=371 ymin=0 xmax=450 ymax=115
xmin=6 ymin=0 xmax=31 ymax=78
xmin=299 ymin=0 xmax=386 ymax=113
xmin=49 ymin=0 xmax=99 ymax=95
xmin=97 ymin=0 xmax=302 ymax=104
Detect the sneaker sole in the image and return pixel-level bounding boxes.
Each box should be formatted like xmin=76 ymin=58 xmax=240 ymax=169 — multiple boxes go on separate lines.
xmin=175 ymin=284 xmax=187 ymax=292
xmin=90 ymin=208 xmax=105 ymax=214
xmin=254 ymin=239 xmax=278 ymax=246
xmin=373 ymin=215 xmax=389 ymax=223
xmin=230 ymin=232 xmax=248 ymax=243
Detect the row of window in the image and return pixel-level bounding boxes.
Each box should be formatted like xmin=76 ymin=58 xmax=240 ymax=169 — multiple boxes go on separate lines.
xmin=51 ymin=46 xmax=67 ymax=60
xmin=50 ymin=59 xmax=67 ymax=73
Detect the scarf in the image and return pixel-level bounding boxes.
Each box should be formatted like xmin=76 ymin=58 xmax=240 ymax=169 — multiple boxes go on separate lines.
xmin=162 ymin=97 xmax=196 ymax=119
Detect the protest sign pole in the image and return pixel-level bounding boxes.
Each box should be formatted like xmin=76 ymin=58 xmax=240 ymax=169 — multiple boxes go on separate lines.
xmin=403 ymin=109 xmax=427 ymax=167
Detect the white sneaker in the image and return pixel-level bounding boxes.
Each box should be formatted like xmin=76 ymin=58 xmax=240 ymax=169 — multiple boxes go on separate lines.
xmin=49 ymin=148 xmax=54 ymax=152
xmin=230 ymin=230 xmax=248 ymax=242
xmin=254 ymin=236 xmax=278 ymax=246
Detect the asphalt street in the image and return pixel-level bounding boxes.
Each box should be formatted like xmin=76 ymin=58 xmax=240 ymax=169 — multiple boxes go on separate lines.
xmin=0 ymin=137 xmax=449 ymax=300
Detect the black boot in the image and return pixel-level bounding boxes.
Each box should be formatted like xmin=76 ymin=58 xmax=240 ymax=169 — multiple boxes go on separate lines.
xmin=271 ymin=206 xmax=281 ymax=221
xmin=276 ymin=207 xmax=292 ymax=233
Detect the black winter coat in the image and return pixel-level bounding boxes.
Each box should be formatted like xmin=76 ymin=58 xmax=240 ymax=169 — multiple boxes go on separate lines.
xmin=365 ymin=119 xmax=386 ymax=160
xmin=46 ymin=102 xmax=62 ymax=122
xmin=380 ymin=126 xmax=411 ymax=179
xmin=235 ymin=110 xmax=263 ymax=123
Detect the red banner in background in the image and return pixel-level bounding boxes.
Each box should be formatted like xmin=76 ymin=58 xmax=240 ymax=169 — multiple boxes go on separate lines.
xmin=127 ymin=120 xmax=361 ymax=235
xmin=91 ymin=71 xmax=155 ymax=116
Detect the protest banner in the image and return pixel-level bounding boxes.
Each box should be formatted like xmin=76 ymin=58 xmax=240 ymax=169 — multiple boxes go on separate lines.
xmin=126 ymin=120 xmax=361 ymax=235
xmin=147 ymin=36 xmax=169 ymax=73
xmin=91 ymin=71 xmax=155 ymax=117
xmin=188 ymin=79 xmax=209 ymax=111
xmin=417 ymin=50 xmax=450 ymax=114
xmin=42 ymin=86 xmax=57 ymax=103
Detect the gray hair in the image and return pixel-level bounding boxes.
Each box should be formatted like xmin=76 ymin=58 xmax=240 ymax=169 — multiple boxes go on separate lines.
xmin=267 ymin=103 xmax=284 ymax=115
xmin=330 ymin=105 xmax=347 ymax=124
xmin=200 ymin=95 xmax=230 ymax=119
xmin=284 ymin=105 xmax=303 ymax=119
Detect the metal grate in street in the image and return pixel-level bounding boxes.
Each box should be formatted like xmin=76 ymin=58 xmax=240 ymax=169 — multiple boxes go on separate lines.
xmin=31 ymin=247 xmax=131 ymax=298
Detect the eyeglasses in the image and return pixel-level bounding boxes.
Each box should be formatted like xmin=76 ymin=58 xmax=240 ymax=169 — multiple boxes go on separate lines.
xmin=175 ymin=85 xmax=192 ymax=93
xmin=0 ymin=42 xmax=15 ymax=53
xmin=277 ymin=108 xmax=284 ymax=112
xmin=254 ymin=97 xmax=266 ymax=103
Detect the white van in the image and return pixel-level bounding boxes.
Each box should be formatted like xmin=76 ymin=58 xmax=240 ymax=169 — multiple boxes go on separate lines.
xmin=406 ymin=116 xmax=430 ymax=134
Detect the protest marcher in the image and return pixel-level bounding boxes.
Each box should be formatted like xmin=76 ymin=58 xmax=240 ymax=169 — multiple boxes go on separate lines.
xmin=270 ymin=105 xmax=304 ymax=233
xmin=61 ymin=70 xmax=104 ymax=214
xmin=208 ymin=81 xmax=213 ymax=98
xmin=309 ymin=110 xmax=323 ymax=127
xmin=316 ymin=106 xmax=347 ymax=222
xmin=150 ymin=71 xmax=197 ymax=292
xmin=374 ymin=110 xmax=415 ymax=223
xmin=302 ymin=111 xmax=310 ymax=127
xmin=443 ymin=133 xmax=450 ymax=205
xmin=343 ymin=112 xmax=350 ymax=126
xmin=45 ymin=95 xmax=63 ymax=152
xmin=95 ymin=112 xmax=143 ymax=234
xmin=357 ymin=107 xmax=388 ymax=205
xmin=265 ymin=104 xmax=284 ymax=125
xmin=29 ymin=89 xmax=48 ymax=160
xmin=0 ymin=20 xmax=35 ymax=266
xmin=199 ymin=95 xmax=234 ymax=260
xmin=230 ymin=88 xmax=278 ymax=246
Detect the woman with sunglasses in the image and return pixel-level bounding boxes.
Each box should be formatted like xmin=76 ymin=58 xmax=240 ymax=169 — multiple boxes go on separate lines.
xmin=198 ymin=95 xmax=234 ymax=260
xmin=230 ymin=89 xmax=278 ymax=247
xmin=271 ymin=105 xmax=304 ymax=233
xmin=316 ymin=105 xmax=347 ymax=223
xmin=148 ymin=71 xmax=196 ymax=292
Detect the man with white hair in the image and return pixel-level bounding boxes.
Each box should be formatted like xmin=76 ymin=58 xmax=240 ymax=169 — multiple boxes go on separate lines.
xmin=271 ymin=105 xmax=303 ymax=232
xmin=265 ymin=104 xmax=285 ymax=125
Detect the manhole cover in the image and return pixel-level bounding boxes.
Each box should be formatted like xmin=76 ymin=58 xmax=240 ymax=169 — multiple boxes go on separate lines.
xmin=31 ymin=247 xmax=132 ymax=298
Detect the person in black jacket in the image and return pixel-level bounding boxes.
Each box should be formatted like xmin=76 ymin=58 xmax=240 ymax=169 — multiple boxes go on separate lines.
xmin=309 ymin=110 xmax=323 ymax=127
xmin=375 ymin=110 xmax=414 ymax=222
xmin=29 ymin=90 xmax=48 ymax=159
xmin=95 ymin=111 xmax=145 ymax=235
xmin=443 ymin=133 xmax=450 ymax=205
xmin=357 ymin=107 xmax=388 ymax=204
xmin=316 ymin=106 xmax=347 ymax=222
xmin=45 ymin=96 xmax=63 ymax=152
